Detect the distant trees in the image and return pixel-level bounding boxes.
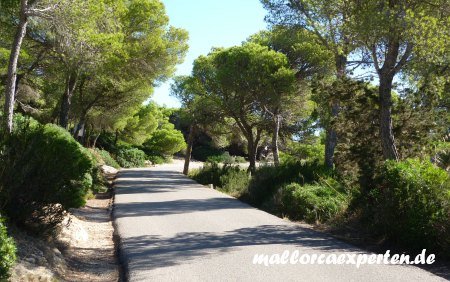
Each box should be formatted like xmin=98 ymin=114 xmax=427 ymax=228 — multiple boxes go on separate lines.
xmin=174 ymin=43 xmax=299 ymax=171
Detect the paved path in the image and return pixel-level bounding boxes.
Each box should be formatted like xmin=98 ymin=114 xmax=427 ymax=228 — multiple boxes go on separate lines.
xmin=114 ymin=164 xmax=446 ymax=282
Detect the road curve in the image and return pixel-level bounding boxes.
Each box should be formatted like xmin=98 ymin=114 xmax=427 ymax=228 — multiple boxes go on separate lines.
xmin=113 ymin=164 xmax=446 ymax=282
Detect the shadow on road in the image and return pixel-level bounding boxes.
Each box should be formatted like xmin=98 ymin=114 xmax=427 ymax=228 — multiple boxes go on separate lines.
xmin=114 ymin=197 xmax=251 ymax=218
xmin=121 ymin=224 xmax=361 ymax=272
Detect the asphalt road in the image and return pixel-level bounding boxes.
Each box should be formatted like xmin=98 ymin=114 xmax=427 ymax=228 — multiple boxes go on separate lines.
xmin=113 ymin=163 xmax=446 ymax=282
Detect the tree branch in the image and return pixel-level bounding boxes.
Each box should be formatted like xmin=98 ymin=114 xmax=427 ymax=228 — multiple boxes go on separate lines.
xmin=393 ymin=42 xmax=413 ymax=73
xmin=370 ymin=44 xmax=381 ymax=73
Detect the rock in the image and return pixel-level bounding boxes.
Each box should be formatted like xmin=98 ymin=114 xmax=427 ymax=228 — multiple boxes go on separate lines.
xmin=53 ymin=247 xmax=62 ymax=257
xmin=36 ymin=256 xmax=47 ymax=266
xmin=58 ymin=215 xmax=89 ymax=246
xmin=101 ymin=165 xmax=118 ymax=175
xmin=24 ymin=256 xmax=37 ymax=264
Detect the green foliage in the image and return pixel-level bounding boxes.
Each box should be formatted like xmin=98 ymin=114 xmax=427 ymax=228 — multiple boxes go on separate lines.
xmin=206 ymin=152 xmax=247 ymax=164
xmin=281 ymin=140 xmax=324 ymax=164
xmin=191 ymin=145 xmax=223 ymax=162
xmin=248 ymin=26 xmax=334 ymax=78
xmin=190 ymin=163 xmax=249 ymax=198
xmin=90 ymin=166 xmax=109 ymax=194
xmin=246 ymin=161 xmax=331 ymax=207
xmin=190 ymin=161 xmax=345 ymax=222
xmin=120 ymin=103 xmax=160 ymax=146
xmin=143 ymin=123 xmax=186 ymax=156
xmin=94 ymin=148 xmax=120 ymax=169
xmin=280 ymin=181 xmax=349 ymax=223
xmin=147 ymin=155 xmax=167 ymax=165
xmin=189 ymin=162 xmax=225 ymax=188
xmin=219 ymin=169 xmax=250 ymax=198
xmin=115 ymin=147 xmax=147 ymax=168
xmin=0 ymin=217 xmax=16 ymax=280
xmin=370 ymin=159 xmax=450 ymax=255
xmin=192 ymin=43 xmax=297 ymax=171
xmin=0 ymin=118 xmax=94 ymax=232
xmin=433 ymin=141 xmax=450 ymax=172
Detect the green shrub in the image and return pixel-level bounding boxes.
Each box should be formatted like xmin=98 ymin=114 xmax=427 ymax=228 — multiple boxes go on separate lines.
xmin=90 ymin=166 xmax=109 ymax=194
xmin=371 ymin=159 xmax=450 ymax=255
xmin=189 ymin=158 xmax=348 ymax=223
xmin=94 ymin=148 xmax=120 ymax=169
xmin=191 ymin=145 xmax=223 ymax=162
xmin=189 ymin=162 xmax=224 ymax=187
xmin=234 ymin=156 xmax=246 ymax=163
xmin=246 ymin=160 xmax=331 ymax=207
xmin=281 ymin=181 xmax=349 ymax=223
xmin=95 ymin=132 xmax=118 ymax=153
xmin=282 ymin=141 xmax=325 ymax=164
xmin=206 ymin=154 xmax=229 ymax=164
xmin=148 ymin=155 xmax=167 ymax=165
xmin=0 ymin=217 xmax=16 ymax=280
xmin=207 ymin=152 xmax=247 ymax=164
xmin=434 ymin=141 xmax=450 ymax=172
xmin=219 ymin=168 xmax=250 ymax=197
xmin=190 ymin=163 xmax=249 ymax=197
xmin=0 ymin=121 xmax=94 ymax=232
xmin=143 ymin=123 xmax=186 ymax=156
xmin=115 ymin=147 xmax=147 ymax=168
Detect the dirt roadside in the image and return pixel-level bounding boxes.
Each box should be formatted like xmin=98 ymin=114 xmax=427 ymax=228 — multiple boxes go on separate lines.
xmin=11 ymin=172 xmax=119 ymax=281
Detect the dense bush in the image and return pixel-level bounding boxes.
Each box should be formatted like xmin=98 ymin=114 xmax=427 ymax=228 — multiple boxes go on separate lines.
xmin=93 ymin=148 xmax=120 ymax=169
xmin=281 ymin=141 xmax=325 ymax=164
xmin=190 ymin=163 xmax=249 ymax=197
xmin=189 ymin=162 xmax=225 ymax=188
xmin=219 ymin=168 xmax=249 ymax=197
xmin=191 ymin=145 xmax=223 ymax=162
xmin=281 ymin=181 xmax=349 ymax=223
xmin=370 ymin=159 xmax=450 ymax=255
xmin=189 ymin=160 xmax=344 ymax=221
xmin=0 ymin=217 xmax=16 ymax=280
xmin=95 ymin=132 xmax=118 ymax=153
xmin=147 ymin=155 xmax=167 ymax=165
xmin=434 ymin=141 xmax=450 ymax=172
xmin=245 ymin=160 xmax=331 ymax=207
xmin=207 ymin=152 xmax=247 ymax=164
xmin=115 ymin=147 xmax=147 ymax=168
xmin=0 ymin=119 xmax=94 ymax=232
xmin=90 ymin=166 xmax=109 ymax=194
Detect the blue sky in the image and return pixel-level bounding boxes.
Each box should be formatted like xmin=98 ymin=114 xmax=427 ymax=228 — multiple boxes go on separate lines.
xmin=151 ymin=0 xmax=268 ymax=108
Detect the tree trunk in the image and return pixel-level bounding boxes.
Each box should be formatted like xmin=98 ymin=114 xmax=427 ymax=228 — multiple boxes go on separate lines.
xmin=247 ymin=138 xmax=258 ymax=173
xmin=114 ymin=129 xmax=119 ymax=146
xmin=324 ymin=54 xmax=346 ymax=168
xmin=272 ymin=114 xmax=281 ymax=166
xmin=183 ymin=124 xmax=195 ymax=175
xmin=324 ymin=101 xmax=339 ymax=168
xmin=3 ymin=0 xmax=29 ymax=134
xmin=59 ymin=71 xmax=77 ymax=129
xmin=379 ymin=75 xmax=400 ymax=160
xmin=73 ymin=109 xmax=87 ymax=139
xmin=92 ymin=132 xmax=100 ymax=148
